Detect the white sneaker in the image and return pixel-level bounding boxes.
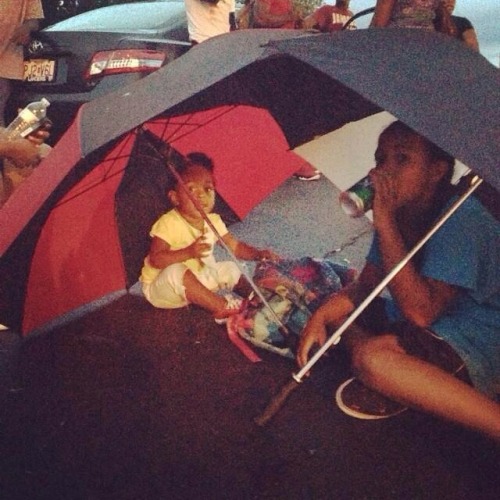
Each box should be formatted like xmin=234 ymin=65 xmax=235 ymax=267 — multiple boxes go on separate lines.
xmin=214 ymin=295 xmax=245 ymax=325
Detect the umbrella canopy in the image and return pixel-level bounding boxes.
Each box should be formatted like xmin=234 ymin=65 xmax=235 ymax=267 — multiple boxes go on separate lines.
xmin=0 ymin=105 xmax=307 ymax=332
xmin=81 ymin=28 xmax=499 ymax=187
xmin=0 ymin=28 xmax=498 ymax=334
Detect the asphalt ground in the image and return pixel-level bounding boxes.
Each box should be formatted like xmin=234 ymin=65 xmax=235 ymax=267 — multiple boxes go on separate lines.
xmin=0 ymin=176 xmax=498 ymax=499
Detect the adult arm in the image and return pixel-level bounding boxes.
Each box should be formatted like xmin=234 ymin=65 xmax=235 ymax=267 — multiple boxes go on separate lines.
xmin=0 ymin=120 xmax=51 ymax=164
xmin=11 ymin=20 xmax=40 ymax=46
xmin=370 ymin=0 xmax=396 ymax=27
xmin=0 ymin=133 xmax=41 ymax=166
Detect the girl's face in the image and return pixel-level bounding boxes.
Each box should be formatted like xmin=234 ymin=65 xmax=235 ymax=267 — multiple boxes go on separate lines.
xmin=374 ymin=129 xmax=446 ymax=207
xmin=170 ymin=164 xmax=216 ymax=221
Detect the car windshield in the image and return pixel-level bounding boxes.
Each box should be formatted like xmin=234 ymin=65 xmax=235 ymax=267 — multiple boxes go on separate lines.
xmin=45 ymin=1 xmax=186 ymax=32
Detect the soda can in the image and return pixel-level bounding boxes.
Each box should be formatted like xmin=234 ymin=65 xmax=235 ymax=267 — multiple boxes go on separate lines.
xmin=339 ymin=176 xmax=374 ymax=218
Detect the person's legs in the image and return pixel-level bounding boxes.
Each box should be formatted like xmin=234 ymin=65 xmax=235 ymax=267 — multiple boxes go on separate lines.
xmin=352 ymin=334 xmax=500 ymax=440
xmin=146 ymin=263 xmax=228 ymax=312
xmin=211 ymin=261 xmax=242 ymax=291
xmin=183 ymin=269 xmax=229 ymax=313
xmin=144 ymin=263 xmax=190 ymax=308
xmin=184 ymin=270 xmax=245 ymax=323
xmin=145 ymin=263 xmax=244 ymax=321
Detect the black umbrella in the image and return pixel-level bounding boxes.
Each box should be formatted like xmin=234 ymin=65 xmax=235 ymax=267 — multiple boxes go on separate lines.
xmin=80 ymin=28 xmax=499 ymax=189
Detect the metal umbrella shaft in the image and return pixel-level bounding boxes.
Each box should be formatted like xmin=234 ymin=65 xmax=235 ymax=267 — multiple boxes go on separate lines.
xmin=293 ymin=175 xmax=483 ymax=382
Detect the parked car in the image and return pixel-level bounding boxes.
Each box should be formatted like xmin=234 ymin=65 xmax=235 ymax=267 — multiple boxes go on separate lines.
xmin=40 ymin=1 xmax=157 ymax=27
xmin=10 ymin=0 xmax=191 ymax=143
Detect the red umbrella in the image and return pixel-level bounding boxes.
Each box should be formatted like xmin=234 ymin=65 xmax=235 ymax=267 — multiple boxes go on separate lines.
xmin=1 ymin=105 xmax=308 ymax=334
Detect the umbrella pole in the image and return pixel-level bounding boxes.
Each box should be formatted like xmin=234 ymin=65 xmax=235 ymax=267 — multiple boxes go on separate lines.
xmin=254 ymin=175 xmax=483 ymax=426
xmin=141 ymin=129 xmax=289 ymax=333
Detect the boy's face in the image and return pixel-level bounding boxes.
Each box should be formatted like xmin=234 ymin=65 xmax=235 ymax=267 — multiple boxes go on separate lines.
xmin=170 ymin=164 xmax=216 ymax=219
xmin=374 ymin=130 xmax=445 ymax=206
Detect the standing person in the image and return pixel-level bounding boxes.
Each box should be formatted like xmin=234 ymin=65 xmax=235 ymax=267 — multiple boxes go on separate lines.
xmin=297 ymin=121 xmax=500 ymax=441
xmin=140 ymin=152 xmax=280 ymax=323
xmin=371 ymin=0 xmax=439 ymax=30
xmin=184 ymin=0 xmax=236 ymax=44
xmin=303 ymin=0 xmax=356 ymax=32
xmin=0 ymin=0 xmax=45 ymax=126
xmin=434 ymin=0 xmax=480 ymax=51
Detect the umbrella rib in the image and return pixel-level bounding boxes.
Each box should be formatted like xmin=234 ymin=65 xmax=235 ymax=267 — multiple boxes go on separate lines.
xmin=148 ymin=105 xmax=241 ymax=145
xmin=53 ymin=135 xmax=137 ymax=208
xmin=52 ymin=161 xmax=128 ymax=207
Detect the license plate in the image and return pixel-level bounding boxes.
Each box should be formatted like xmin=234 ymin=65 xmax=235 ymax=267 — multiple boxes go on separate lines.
xmin=23 ymin=59 xmax=56 ymax=82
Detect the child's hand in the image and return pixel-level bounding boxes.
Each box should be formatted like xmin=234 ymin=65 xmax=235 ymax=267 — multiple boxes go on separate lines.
xmin=370 ymin=169 xmax=404 ymax=220
xmin=190 ymin=234 xmax=212 ymax=259
xmin=257 ymin=249 xmax=281 ymax=263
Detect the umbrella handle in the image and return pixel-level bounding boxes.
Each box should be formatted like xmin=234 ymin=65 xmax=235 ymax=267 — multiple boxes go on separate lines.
xmin=253 ymin=378 xmax=300 ymax=427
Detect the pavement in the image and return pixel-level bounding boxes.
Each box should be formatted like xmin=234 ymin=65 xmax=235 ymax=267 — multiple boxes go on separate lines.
xmin=0 ymin=174 xmax=498 ymax=499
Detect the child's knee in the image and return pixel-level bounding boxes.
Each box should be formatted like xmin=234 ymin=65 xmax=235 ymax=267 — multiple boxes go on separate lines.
xmin=351 ymin=334 xmax=403 ymax=377
xmin=146 ymin=264 xmax=190 ymax=308
xmin=216 ymin=261 xmax=242 ymax=288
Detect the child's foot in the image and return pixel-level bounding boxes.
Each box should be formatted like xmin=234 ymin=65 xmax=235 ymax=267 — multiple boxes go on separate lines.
xmin=214 ymin=295 xmax=245 ymax=325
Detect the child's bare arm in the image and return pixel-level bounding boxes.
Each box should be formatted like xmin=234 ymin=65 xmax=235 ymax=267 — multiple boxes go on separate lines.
xmin=375 ymin=212 xmax=459 ymax=327
xmin=221 ymin=233 xmax=280 ymax=262
xmin=371 ymin=169 xmax=459 ymax=326
xmin=148 ymin=235 xmax=210 ymax=269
